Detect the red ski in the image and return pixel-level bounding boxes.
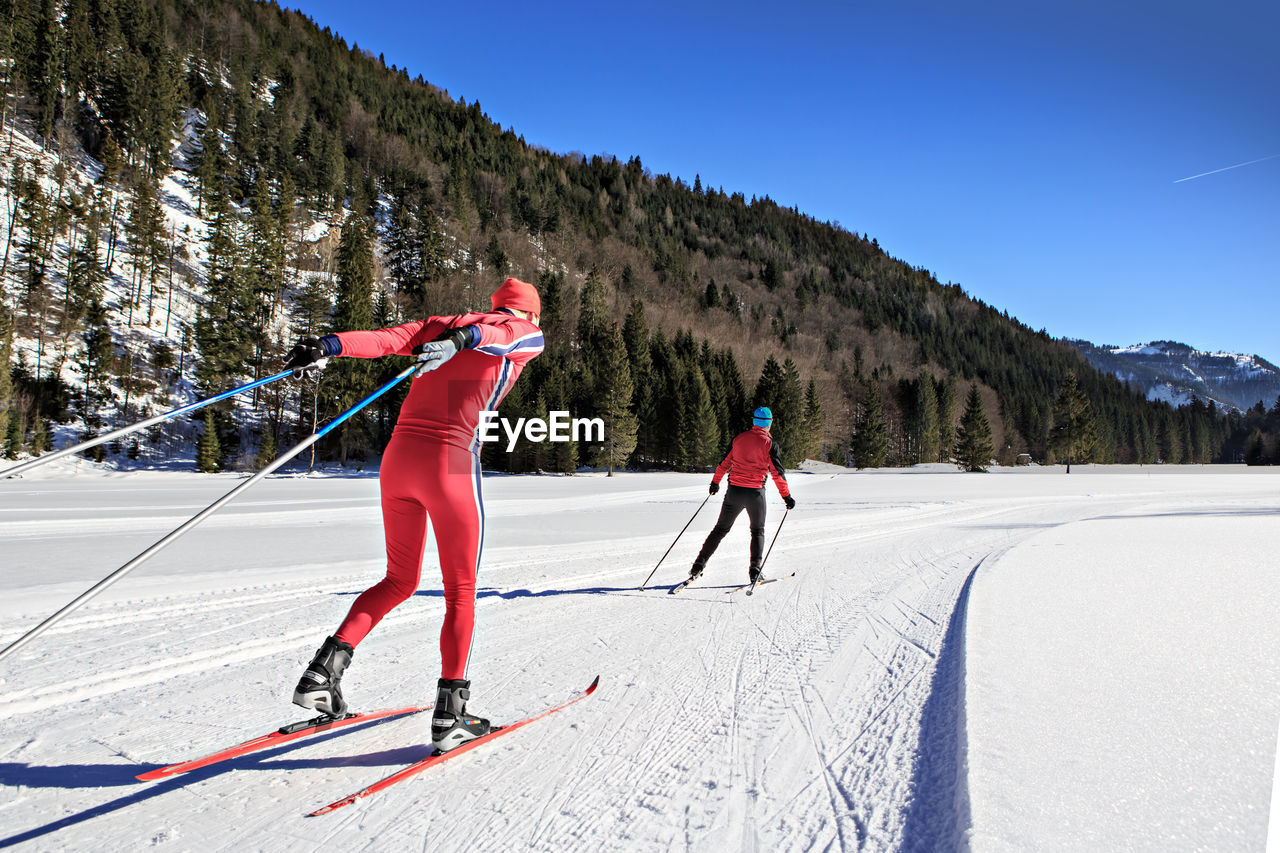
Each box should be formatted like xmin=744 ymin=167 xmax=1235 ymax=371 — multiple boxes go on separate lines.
xmin=309 ymin=676 xmax=600 ymax=816
xmin=136 ymin=706 xmax=430 ymax=781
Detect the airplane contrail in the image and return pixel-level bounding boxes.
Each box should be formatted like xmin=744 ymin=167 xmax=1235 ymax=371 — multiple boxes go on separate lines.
xmin=1174 ymin=152 xmax=1280 ymax=183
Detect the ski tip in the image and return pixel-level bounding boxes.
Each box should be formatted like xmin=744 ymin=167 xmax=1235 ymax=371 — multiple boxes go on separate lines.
xmin=585 ymin=675 xmax=600 ymax=695
xmin=136 ymin=766 xmax=173 ymax=782
xmin=309 ymin=797 xmax=353 ymax=817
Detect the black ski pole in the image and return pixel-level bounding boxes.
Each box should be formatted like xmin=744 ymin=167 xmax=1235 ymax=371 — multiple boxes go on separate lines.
xmin=752 ymin=512 xmax=783 ymax=578
xmin=0 ymin=363 xmax=419 ymax=667
xmin=745 ymin=508 xmax=790 ymax=595
xmin=637 ymin=493 xmax=711 ymax=590
xmin=759 ymin=508 xmax=788 ymax=571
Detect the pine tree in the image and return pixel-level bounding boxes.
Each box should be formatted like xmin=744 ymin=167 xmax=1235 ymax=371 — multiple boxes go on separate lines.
xmin=329 ymin=215 xmax=378 ymax=464
xmin=1244 ymin=428 xmax=1265 ymax=466
xmin=758 ymin=358 xmax=804 ymax=468
xmin=256 ymin=427 xmax=277 ymax=468
xmin=850 ymin=378 xmax=888 ymax=468
xmin=0 ymin=310 xmax=12 ymax=453
xmin=802 ymin=379 xmax=823 ymax=461
xmin=30 ymin=415 xmax=49 ymax=453
xmin=595 ymin=321 xmax=637 ymax=475
xmin=4 ymin=398 xmax=24 ymax=459
xmin=196 ymin=409 xmax=221 ymax=472
xmin=195 ymin=186 xmax=252 ymax=396
xmin=752 ymin=355 xmax=785 ymax=414
xmin=935 ymin=375 xmax=957 ymax=462
xmin=576 ymin=267 xmax=610 ymax=389
xmin=76 ymin=299 xmax=113 ymax=430
xmin=681 ymin=370 xmax=720 ymax=470
xmin=622 ymin=298 xmax=654 ymax=467
xmin=914 ymin=373 xmax=939 ymax=464
xmin=956 ymin=385 xmax=994 ymax=472
xmin=123 ymin=173 xmax=166 ymax=327
xmin=1048 ymin=370 xmax=1098 ymax=473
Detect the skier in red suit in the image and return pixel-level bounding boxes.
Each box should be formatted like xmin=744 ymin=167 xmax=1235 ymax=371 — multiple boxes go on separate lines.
xmin=689 ymin=406 xmax=795 ymax=584
xmin=283 ymin=277 xmax=543 ymax=752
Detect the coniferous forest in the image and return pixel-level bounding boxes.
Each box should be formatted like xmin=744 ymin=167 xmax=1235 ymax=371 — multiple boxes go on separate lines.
xmin=1 ymin=0 xmax=1277 ymax=474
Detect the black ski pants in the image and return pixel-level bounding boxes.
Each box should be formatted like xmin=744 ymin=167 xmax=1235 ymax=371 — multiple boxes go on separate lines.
xmin=695 ymin=484 xmax=766 ymax=569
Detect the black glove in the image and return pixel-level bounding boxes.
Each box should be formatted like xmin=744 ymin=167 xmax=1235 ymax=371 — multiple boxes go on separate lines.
xmin=284 ymin=338 xmax=329 ymax=379
xmin=709 ymin=481 xmax=720 ymax=495
xmin=413 ymin=328 xmax=470 ymax=375
xmin=784 ymin=495 xmax=796 ymax=510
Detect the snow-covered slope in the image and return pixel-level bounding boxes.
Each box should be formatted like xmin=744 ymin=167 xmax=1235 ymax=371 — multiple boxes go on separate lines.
xmin=1071 ymin=339 xmax=1280 ymax=412
xmin=1 ymin=465 xmax=1276 ymax=850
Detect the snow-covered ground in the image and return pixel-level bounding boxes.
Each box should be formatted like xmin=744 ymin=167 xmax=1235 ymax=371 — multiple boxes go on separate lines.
xmin=0 ymin=464 xmax=1277 ymax=851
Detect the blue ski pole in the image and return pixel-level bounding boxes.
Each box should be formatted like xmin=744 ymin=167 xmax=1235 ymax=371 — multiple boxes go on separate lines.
xmin=0 ymin=369 xmax=296 ymax=479
xmin=0 ymin=363 xmax=418 ymax=666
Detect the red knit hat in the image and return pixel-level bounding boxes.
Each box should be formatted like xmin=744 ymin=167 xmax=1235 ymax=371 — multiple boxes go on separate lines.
xmin=490 ymin=277 xmax=541 ymax=316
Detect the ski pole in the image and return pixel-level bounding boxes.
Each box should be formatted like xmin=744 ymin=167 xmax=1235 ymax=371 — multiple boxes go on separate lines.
xmin=744 ymin=509 xmax=790 ymax=596
xmin=0 ymin=369 xmax=295 ymax=480
xmin=758 ymin=508 xmax=789 ymax=572
xmin=0 ymin=363 xmax=418 ymax=666
xmin=637 ymin=493 xmax=711 ymax=590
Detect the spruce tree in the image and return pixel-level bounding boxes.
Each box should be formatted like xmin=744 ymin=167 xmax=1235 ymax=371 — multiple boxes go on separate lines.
xmin=956 ymin=385 xmax=994 ymax=472
xmin=935 ymin=375 xmax=957 ymax=462
xmin=768 ymin=358 xmax=805 ymax=467
xmin=1048 ymin=370 xmax=1098 ymax=473
xmin=595 ymin=321 xmax=638 ymax=475
xmin=803 ymin=379 xmax=823 ymax=461
xmin=0 ymin=310 xmax=12 ymax=453
xmin=6 ymin=405 xmax=25 ymax=459
xmin=851 ymin=378 xmax=888 ymax=469
xmin=330 ymin=215 xmax=377 ymax=464
xmin=681 ymin=370 xmax=720 ymax=470
xmin=752 ymin=355 xmax=785 ymax=415
xmin=622 ymin=298 xmax=653 ymax=467
xmin=196 ymin=410 xmax=221 ymax=472
xmin=195 ymin=186 xmax=253 ymax=396
xmin=914 ymin=373 xmax=939 ymax=464
xmin=256 ymin=428 xmax=277 ymax=468
xmin=576 ymin=267 xmax=610 ymax=388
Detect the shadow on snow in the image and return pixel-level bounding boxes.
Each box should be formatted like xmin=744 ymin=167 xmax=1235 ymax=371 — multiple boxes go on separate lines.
xmin=0 ymin=713 xmax=415 ymax=848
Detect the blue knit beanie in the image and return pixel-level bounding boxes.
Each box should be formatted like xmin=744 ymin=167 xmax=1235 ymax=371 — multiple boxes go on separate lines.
xmin=753 ymin=406 xmax=773 ymax=428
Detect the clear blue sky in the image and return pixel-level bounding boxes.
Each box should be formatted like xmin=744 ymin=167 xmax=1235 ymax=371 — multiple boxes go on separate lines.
xmin=288 ymin=0 xmax=1279 ymax=360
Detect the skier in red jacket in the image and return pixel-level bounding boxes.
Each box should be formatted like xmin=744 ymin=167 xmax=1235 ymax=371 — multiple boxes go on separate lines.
xmin=282 ymin=277 xmax=543 ymax=752
xmin=689 ymin=406 xmax=795 ymax=584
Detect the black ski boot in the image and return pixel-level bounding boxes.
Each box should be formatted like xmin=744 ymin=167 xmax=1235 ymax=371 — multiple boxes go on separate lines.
xmin=431 ymin=678 xmax=491 ymax=753
xmin=293 ymin=636 xmax=354 ymax=716
xmin=689 ymin=558 xmax=706 ymax=581
xmin=748 ymin=563 xmax=764 ymax=584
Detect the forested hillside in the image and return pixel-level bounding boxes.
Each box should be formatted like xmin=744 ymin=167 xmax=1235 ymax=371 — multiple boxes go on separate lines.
xmin=2 ymin=0 xmax=1275 ymax=471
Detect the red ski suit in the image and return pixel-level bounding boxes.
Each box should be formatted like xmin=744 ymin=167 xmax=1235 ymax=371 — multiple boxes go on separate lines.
xmin=330 ymin=312 xmax=543 ymax=680
xmin=712 ymin=426 xmax=791 ymax=498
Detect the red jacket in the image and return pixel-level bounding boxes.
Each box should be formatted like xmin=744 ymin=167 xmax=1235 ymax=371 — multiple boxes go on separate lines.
xmin=712 ymin=426 xmax=790 ymax=497
xmin=336 ymin=312 xmax=543 ymax=452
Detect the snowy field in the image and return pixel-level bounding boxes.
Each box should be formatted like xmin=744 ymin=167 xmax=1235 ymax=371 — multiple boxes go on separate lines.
xmin=0 ymin=463 xmax=1277 ymax=851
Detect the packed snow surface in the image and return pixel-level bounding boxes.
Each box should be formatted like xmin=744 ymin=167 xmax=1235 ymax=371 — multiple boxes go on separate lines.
xmin=0 ymin=464 xmax=1277 ymax=851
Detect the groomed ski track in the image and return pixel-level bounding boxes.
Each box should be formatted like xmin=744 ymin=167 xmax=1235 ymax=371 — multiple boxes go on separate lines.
xmin=0 ymin=466 xmax=1275 ymax=850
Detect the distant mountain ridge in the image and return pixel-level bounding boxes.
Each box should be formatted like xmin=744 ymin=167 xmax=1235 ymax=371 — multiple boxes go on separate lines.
xmin=1070 ymin=340 xmax=1280 ymax=412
